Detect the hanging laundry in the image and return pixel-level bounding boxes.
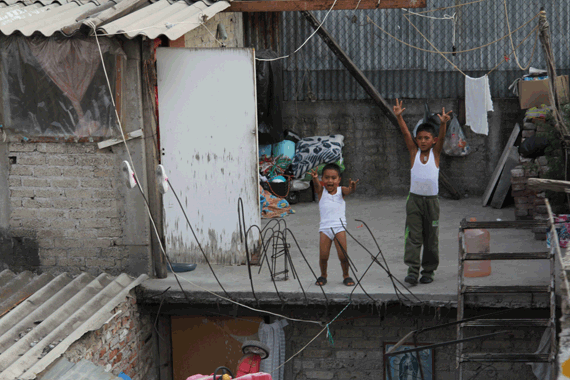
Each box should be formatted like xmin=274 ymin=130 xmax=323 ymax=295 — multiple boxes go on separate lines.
xmin=465 ymin=75 xmax=494 ymax=135
xmin=258 ymin=320 xmax=288 ymax=380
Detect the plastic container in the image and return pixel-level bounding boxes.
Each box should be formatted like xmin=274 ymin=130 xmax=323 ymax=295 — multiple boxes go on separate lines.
xmin=463 ymin=218 xmax=492 ymax=277
xmin=272 ymin=140 xmax=295 ymax=159
xmin=259 ymin=144 xmax=272 ymax=158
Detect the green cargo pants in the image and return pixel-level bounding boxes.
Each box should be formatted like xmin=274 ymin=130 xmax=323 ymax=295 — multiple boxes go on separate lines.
xmin=404 ymin=193 xmax=440 ymax=279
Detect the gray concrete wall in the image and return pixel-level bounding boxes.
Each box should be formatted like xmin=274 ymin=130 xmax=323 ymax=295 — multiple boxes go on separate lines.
xmin=286 ymin=307 xmax=545 ymax=380
xmin=0 ymin=38 xmax=152 ymax=276
xmin=283 ymin=99 xmax=525 ymax=197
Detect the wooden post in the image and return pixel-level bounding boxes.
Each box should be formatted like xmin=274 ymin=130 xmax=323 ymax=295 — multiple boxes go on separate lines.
xmin=301 ymin=11 xmax=461 ymax=198
xmin=141 ymin=38 xmax=168 ymax=279
xmin=538 ymin=8 xmax=569 ymax=136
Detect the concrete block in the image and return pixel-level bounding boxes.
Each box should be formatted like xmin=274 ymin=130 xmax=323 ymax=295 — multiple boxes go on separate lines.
xmin=10 ymin=199 xmax=22 ymax=208
xmin=65 ymin=189 xmax=93 ymax=199
xmin=33 ymin=166 xmax=62 ymax=177
xmin=35 ymin=188 xmax=64 ymax=198
xmin=521 ymin=129 xmax=535 ymax=138
xmin=22 ymin=178 xmax=50 ymax=187
xmin=537 ymin=156 xmax=548 ymax=166
xmin=522 ymin=122 xmax=536 ymax=130
xmin=11 ymin=208 xmax=38 ymax=219
xmin=81 ymin=178 xmax=112 ymax=189
xmin=9 ymin=143 xmax=36 ymax=152
xmin=511 ymin=177 xmax=528 ymax=184
xmin=37 ymin=143 xmax=67 ymax=154
xmin=67 ymin=144 xmax=97 ymax=154
xmin=515 ymin=209 xmax=529 ymax=217
xmin=52 ymin=178 xmax=79 ymax=188
xmin=52 ymin=199 xmax=82 ymax=209
xmin=514 ymin=197 xmax=528 ymax=204
xmin=512 ymin=184 xmax=526 ymax=191
xmin=81 ymin=199 xmax=112 ymax=209
xmin=46 ymin=155 xmax=75 ymax=166
xmin=81 ymin=238 xmax=112 ymax=248
xmin=11 ymin=189 xmax=34 ymax=198
xmin=304 ymin=349 xmax=332 ymax=359
xmin=305 ymin=371 xmax=333 ymax=380
xmin=510 ymin=168 xmax=525 ymax=177
xmin=10 ymin=166 xmax=33 ymax=176
xmin=335 ymin=351 xmax=365 ymax=360
xmin=38 ymin=209 xmax=66 ymax=218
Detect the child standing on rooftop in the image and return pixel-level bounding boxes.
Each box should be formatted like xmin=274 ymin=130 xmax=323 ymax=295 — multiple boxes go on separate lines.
xmin=310 ymin=164 xmax=359 ymax=287
xmin=393 ymin=99 xmax=452 ymax=286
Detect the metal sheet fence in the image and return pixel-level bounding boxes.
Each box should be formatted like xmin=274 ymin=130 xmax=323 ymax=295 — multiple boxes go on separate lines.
xmin=248 ymin=1 xmax=570 ymax=100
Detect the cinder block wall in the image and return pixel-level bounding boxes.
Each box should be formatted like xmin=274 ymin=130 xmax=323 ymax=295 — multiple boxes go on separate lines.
xmin=283 ymin=99 xmax=525 ymax=197
xmin=63 ymin=290 xmax=157 ymax=380
xmin=286 ymin=308 xmax=544 ymax=380
xmin=4 ymin=141 xmax=146 ymax=275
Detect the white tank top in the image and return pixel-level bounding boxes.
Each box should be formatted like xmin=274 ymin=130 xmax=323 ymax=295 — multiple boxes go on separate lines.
xmin=410 ymin=149 xmax=439 ymax=196
xmin=319 ymin=187 xmax=346 ymax=229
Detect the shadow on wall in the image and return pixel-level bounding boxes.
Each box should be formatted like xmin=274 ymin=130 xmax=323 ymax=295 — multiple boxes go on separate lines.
xmin=0 ymin=229 xmax=40 ymax=272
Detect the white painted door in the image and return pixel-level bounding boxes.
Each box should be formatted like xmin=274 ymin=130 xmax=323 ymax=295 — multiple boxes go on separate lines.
xmin=157 ymin=48 xmax=260 ymax=265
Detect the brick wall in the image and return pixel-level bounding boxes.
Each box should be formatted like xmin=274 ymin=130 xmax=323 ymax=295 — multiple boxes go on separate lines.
xmin=63 ymin=290 xmax=158 ymax=380
xmin=286 ymin=307 xmax=544 ymax=380
xmin=5 ymin=142 xmax=134 ymax=275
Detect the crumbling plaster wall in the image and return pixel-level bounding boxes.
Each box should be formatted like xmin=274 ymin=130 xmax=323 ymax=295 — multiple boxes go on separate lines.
xmin=182 ymin=12 xmax=244 ymax=48
xmin=0 ymin=39 xmax=152 ymax=276
xmin=283 ymin=99 xmax=525 ymax=197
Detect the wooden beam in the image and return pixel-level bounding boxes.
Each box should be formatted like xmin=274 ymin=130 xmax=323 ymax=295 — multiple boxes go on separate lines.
xmin=527 ymin=177 xmax=570 ymax=193
xmin=301 ymin=11 xmax=399 ymax=131
xmin=228 ymin=0 xmax=425 ymax=12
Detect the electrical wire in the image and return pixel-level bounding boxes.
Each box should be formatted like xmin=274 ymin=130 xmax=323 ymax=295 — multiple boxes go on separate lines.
xmin=255 ymin=0 xmax=339 ymax=62
xmin=88 ymin=21 xmax=335 ymax=326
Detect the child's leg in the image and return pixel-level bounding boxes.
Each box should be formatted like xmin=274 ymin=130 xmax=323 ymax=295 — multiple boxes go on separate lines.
xmin=420 ymin=197 xmax=440 ymax=279
xmin=332 ymin=231 xmax=351 ymax=279
xmin=404 ymin=194 xmax=423 ymax=279
xmin=319 ymin=232 xmax=333 ymax=279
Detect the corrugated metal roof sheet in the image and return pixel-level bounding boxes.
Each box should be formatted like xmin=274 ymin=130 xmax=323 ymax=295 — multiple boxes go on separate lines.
xmin=0 ymin=0 xmax=229 ymax=39
xmin=0 ymin=269 xmax=147 ymax=380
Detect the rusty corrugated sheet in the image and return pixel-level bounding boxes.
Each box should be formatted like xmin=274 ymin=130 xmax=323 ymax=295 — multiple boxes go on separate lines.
xmin=0 ymin=269 xmax=147 ymax=380
xmin=244 ymin=12 xmax=281 ymax=53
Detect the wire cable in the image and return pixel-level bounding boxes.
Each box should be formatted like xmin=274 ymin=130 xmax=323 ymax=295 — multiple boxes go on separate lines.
xmin=255 ymin=0 xmax=339 ymax=62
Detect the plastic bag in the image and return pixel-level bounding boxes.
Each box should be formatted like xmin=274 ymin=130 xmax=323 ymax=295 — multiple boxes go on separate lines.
xmin=443 ymin=116 xmax=471 ymax=156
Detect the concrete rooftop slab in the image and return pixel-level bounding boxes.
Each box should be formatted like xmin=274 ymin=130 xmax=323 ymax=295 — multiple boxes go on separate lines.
xmin=139 ymin=196 xmax=553 ymax=308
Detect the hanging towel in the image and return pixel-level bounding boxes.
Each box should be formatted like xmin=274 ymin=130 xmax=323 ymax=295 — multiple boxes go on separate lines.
xmin=258 ymin=320 xmax=288 ymax=380
xmin=465 ymin=75 xmax=494 ymax=135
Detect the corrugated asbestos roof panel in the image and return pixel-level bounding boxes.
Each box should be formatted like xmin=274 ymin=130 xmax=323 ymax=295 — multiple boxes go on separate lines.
xmin=98 ymin=0 xmax=230 ymax=40
xmin=0 ymin=269 xmax=148 ymax=380
xmin=39 ymin=358 xmax=121 ymax=380
xmin=0 ymin=0 xmax=229 ymax=39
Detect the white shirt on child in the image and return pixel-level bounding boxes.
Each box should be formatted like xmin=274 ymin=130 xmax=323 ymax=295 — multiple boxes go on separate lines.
xmin=319 ymin=187 xmax=346 ymax=230
xmin=410 ymin=149 xmax=439 ymax=196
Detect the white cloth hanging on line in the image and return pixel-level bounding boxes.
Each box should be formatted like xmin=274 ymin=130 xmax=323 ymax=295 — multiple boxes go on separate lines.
xmin=465 ymin=75 xmax=494 ymax=135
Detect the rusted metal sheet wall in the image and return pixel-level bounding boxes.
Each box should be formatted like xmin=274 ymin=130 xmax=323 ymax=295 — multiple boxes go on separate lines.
xmin=244 ymin=12 xmax=281 ymax=53
xmin=156 ymin=48 xmax=260 ymax=265
xmin=246 ymin=2 xmax=570 ymax=100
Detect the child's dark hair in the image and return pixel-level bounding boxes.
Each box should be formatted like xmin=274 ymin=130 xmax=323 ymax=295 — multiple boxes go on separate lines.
xmin=322 ymin=163 xmax=341 ymax=177
xmin=416 ymin=123 xmax=436 ymax=137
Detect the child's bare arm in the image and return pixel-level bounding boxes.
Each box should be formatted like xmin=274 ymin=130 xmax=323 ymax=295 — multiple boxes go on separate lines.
xmin=433 ymin=107 xmax=452 ymax=157
xmin=342 ymin=178 xmax=359 ymax=196
xmin=310 ymin=169 xmax=323 ymax=199
xmin=393 ymin=99 xmax=417 ymax=155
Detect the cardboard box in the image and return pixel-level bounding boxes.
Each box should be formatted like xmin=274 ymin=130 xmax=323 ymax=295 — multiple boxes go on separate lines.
xmin=518 ymin=75 xmax=569 ymax=109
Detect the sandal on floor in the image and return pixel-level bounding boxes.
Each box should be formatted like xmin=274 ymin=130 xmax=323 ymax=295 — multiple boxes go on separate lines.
xmin=343 ymin=277 xmax=355 ymax=286
xmin=315 ymin=276 xmax=327 ymax=286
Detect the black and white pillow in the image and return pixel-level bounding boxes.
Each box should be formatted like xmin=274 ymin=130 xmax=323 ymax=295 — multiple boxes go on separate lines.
xmin=291 ymin=135 xmax=344 ymax=179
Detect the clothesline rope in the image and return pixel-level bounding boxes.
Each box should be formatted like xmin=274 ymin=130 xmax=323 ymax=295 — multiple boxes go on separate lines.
xmin=366 ymin=12 xmax=539 ymax=55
